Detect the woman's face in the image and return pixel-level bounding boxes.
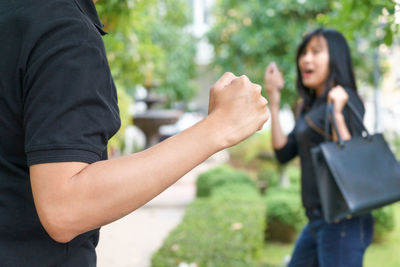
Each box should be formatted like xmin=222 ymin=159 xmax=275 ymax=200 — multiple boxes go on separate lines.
xmin=298 ymin=35 xmax=330 ymax=94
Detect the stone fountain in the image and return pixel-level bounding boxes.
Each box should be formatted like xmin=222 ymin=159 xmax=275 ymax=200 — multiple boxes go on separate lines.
xmin=133 ymin=82 xmax=182 ymax=148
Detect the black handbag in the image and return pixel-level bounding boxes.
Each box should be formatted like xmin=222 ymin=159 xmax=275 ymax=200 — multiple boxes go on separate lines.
xmin=311 ymin=103 xmax=400 ymax=223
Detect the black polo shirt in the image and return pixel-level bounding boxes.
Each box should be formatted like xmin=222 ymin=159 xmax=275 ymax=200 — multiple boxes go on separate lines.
xmin=274 ymin=87 xmax=365 ymax=210
xmin=0 ymin=0 xmax=120 ymax=266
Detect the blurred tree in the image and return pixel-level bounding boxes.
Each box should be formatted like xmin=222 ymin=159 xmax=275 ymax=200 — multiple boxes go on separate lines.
xmin=207 ymin=0 xmax=330 ymax=107
xmin=96 ymin=0 xmax=197 ymax=104
xmin=318 ymin=0 xmax=398 ymax=85
xmin=208 ymin=0 xmax=399 ymax=107
xmin=94 ymin=0 xmax=198 ymax=154
xmin=318 ymin=0 xmax=397 ymax=47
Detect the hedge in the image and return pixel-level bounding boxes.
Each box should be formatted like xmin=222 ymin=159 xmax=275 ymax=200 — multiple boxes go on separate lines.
xmin=264 ymin=188 xmax=306 ymax=243
xmin=373 ymin=205 xmax=395 ymax=242
xmin=152 ymin=172 xmax=265 ymax=267
xmin=196 ymin=164 xmax=256 ymax=198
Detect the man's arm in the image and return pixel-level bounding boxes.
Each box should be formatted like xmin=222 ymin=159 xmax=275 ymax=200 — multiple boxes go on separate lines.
xmin=30 ymin=73 xmax=269 ymax=243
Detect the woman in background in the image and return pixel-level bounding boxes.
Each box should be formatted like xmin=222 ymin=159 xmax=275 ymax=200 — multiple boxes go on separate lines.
xmin=264 ymin=28 xmax=374 ymax=266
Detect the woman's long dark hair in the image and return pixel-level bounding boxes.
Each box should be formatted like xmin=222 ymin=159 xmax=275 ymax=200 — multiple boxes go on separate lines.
xmin=296 ymin=28 xmax=357 ymax=109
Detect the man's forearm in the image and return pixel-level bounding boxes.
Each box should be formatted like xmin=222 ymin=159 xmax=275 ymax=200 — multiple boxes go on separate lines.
xmin=31 ymin=116 xmax=223 ymax=242
xmin=31 ymin=73 xmax=269 ymax=243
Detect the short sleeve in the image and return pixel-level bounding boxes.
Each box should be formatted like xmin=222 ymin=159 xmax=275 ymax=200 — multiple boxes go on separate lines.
xmin=22 ymin=17 xmax=120 ymax=166
xmin=274 ymin=127 xmax=298 ymax=164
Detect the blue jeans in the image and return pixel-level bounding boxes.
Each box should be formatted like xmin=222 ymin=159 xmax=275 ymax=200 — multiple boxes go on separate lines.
xmin=288 ymin=209 xmax=374 ymax=267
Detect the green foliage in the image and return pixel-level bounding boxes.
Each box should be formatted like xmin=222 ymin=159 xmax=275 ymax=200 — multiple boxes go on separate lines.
xmin=385 ymin=130 xmax=400 ymax=161
xmin=364 ymin=203 xmax=400 ymax=267
xmin=151 ymin=187 xmax=265 ymax=267
xmin=208 ymin=0 xmax=399 ymax=106
xmin=207 ymin=0 xmax=330 ymax=106
xmin=285 ymin=164 xmax=301 ymax=189
xmin=257 ymin=164 xmax=300 ymax=192
xmin=265 ymin=189 xmax=305 ymax=230
xmin=229 ymin=131 xmax=273 ymax=165
xmin=211 ymin=183 xmax=261 ymax=201
xmin=258 ymin=167 xmax=280 ymax=189
xmin=373 ymin=205 xmax=396 ymax=242
xmin=264 ymin=186 xmax=306 ymax=243
xmin=317 ymin=0 xmax=398 ymax=46
xmin=94 ymin=0 xmax=198 ymax=151
xmin=107 ymin=83 xmax=133 ymax=154
xmin=260 ymin=164 xmax=305 ymax=242
xmin=196 ymin=164 xmax=256 ymax=197
xmin=317 ymin=0 xmax=397 ymax=84
xmin=260 ymin=205 xmax=400 ymax=267
xmin=229 ymin=129 xmax=305 ymax=243
xmin=97 ymin=0 xmax=197 ymax=105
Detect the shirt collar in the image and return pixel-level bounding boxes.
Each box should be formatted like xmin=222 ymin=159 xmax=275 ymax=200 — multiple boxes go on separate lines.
xmin=74 ymin=0 xmax=107 ymax=35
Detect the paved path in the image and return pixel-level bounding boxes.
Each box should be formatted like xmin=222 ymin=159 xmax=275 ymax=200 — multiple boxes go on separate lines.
xmin=96 ymin=151 xmax=228 ymax=267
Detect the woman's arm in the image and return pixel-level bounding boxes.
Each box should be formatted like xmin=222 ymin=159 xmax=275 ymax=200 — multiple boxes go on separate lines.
xmin=328 ymin=85 xmax=352 ymax=141
xmin=269 ymin=105 xmax=288 ymax=149
xmin=30 ymin=73 xmax=269 ymax=243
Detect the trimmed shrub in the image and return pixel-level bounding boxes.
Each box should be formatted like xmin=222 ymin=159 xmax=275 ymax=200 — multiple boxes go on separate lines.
xmin=286 ymin=165 xmax=301 ymax=189
xmin=151 ymin=195 xmax=266 ymax=267
xmin=373 ymin=205 xmax=395 ymax=242
xmin=196 ymin=165 xmax=256 ymax=198
xmin=152 ymin=166 xmax=265 ymax=267
xmin=257 ymin=165 xmax=301 ymax=192
xmin=257 ymin=168 xmax=279 ymax=191
xmin=211 ymin=183 xmax=261 ymax=201
xmin=264 ymin=189 xmax=306 ymax=243
xmin=229 ymin=131 xmax=273 ymax=166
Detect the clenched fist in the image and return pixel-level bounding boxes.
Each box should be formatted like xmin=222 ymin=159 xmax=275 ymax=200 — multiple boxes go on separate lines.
xmin=208 ymin=72 xmax=269 ymax=148
xmin=264 ymin=62 xmax=284 ymax=108
xmin=328 ymin=85 xmax=349 ymax=114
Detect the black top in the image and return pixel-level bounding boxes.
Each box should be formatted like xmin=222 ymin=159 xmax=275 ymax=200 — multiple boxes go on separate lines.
xmin=275 ymin=87 xmax=364 ymax=209
xmin=0 ymin=0 xmax=120 ymax=266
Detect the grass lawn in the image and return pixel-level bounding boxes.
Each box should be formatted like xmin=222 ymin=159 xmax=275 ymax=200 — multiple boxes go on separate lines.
xmin=259 ymin=203 xmax=400 ymax=267
xmin=258 ymin=242 xmax=293 ymax=266
xmin=364 ymin=203 xmax=400 ymax=267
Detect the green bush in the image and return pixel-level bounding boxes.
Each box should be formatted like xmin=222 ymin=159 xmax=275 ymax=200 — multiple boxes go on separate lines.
xmin=257 ymin=167 xmax=279 ymax=191
xmin=373 ymin=205 xmax=395 ymax=242
xmin=151 ymin=193 xmax=266 ymax=267
xmin=257 ymin=164 xmax=301 ymax=193
xmin=196 ymin=165 xmax=256 ymax=198
xmin=107 ymin=85 xmax=132 ymax=155
xmin=211 ymin=183 xmax=261 ymax=201
xmin=264 ymin=189 xmax=306 ymax=243
xmin=229 ymin=131 xmax=273 ymax=165
xmin=286 ymin=165 xmax=301 ymax=189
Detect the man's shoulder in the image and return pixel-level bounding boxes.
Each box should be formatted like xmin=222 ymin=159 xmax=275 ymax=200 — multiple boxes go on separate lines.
xmin=3 ymin=0 xmax=89 ymax=39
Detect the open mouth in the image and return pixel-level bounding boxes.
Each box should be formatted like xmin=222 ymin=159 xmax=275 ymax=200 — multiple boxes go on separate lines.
xmin=302 ymin=69 xmax=314 ymax=78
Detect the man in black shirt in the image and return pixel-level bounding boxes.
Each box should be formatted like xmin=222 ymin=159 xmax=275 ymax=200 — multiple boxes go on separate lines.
xmin=0 ymin=0 xmax=268 ymax=265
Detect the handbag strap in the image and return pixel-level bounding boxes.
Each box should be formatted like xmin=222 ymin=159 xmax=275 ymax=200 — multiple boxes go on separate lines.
xmin=324 ymin=103 xmax=371 ymax=146
xmin=346 ymin=101 xmax=368 ymax=133
xmin=324 ymin=104 xmax=342 ymax=145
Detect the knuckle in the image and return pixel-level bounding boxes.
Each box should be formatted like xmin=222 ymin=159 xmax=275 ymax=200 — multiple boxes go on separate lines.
xmin=240 ymin=75 xmax=249 ymax=83
xmin=259 ymin=96 xmax=268 ymax=106
xmin=210 ymin=86 xmax=221 ymax=95
xmin=224 ymin=72 xmax=236 ymax=79
xmin=234 ymin=76 xmax=246 ymax=86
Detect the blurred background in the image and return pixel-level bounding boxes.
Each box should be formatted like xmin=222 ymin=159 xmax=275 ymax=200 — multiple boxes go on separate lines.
xmin=94 ymin=0 xmax=400 ymax=266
